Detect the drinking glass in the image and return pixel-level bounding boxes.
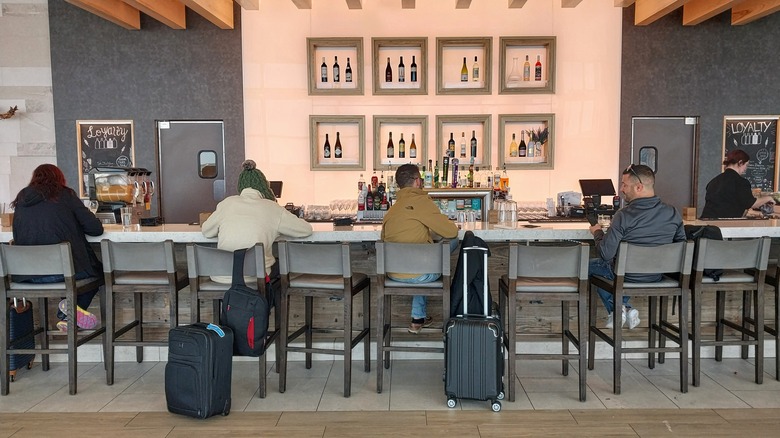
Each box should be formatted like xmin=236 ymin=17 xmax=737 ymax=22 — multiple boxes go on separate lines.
xmin=88 ymin=200 xmax=99 ymax=215
xmin=121 ymin=206 xmax=133 ymax=229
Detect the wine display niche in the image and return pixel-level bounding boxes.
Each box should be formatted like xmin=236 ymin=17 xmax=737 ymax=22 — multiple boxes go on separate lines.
xmin=310 ymin=115 xmax=366 ymax=170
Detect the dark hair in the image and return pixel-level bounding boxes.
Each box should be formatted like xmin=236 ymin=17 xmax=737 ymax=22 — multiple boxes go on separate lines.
xmin=723 ymin=149 xmax=749 ymax=166
xmin=395 ymin=163 xmax=420 ymax=188
xmin=11 ymin=164 xmax=67 ymax=208
xmin=622 ymin=163 xmax=655 ymax=185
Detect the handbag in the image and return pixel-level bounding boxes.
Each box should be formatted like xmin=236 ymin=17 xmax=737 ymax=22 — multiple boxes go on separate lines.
xmin=220 ymin=249 xmax=270 ymax=356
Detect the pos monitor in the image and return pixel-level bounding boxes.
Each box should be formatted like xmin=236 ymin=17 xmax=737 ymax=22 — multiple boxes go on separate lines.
xmin=579 ymin=179 xmax=617 ymax=209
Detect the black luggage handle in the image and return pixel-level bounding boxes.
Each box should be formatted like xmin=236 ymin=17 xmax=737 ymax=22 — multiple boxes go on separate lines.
xmin=462 ymin=246 xmax=490 ymax=317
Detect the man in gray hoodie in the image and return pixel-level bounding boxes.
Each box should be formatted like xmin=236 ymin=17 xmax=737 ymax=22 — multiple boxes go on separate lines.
xmin=589 ymin=164 xmax=686 ymax=329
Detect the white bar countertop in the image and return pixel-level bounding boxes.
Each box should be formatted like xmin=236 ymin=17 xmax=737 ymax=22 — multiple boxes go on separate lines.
xmin=1 ymin=218 xmax=779 ymax=243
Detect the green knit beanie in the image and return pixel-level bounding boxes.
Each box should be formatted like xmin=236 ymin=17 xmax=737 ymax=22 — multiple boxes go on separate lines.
xmin=238 ymin=160 xmax=276 ymax=201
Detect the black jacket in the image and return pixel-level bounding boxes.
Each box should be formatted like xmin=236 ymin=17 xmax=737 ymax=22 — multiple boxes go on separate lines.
xmin=450 ymin=231 xmax=492 ymax=318
xmin=701 ymin=168 xmax=756 ymax=219
xmin=12 ymin=186 xmax=104 ymax=279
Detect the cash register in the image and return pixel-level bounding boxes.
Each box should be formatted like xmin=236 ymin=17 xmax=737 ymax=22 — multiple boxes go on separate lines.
xmin=579 ymin=179 xmax=620 ymax=219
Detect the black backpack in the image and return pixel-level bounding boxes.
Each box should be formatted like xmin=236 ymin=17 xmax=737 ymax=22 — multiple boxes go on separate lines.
xmin=684 ymin=224 xmax=724 ymax=281
xmin=221 ymin=249 xmax=270 ymax=356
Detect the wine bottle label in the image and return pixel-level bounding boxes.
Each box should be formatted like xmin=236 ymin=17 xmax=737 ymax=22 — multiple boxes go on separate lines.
xmin=335 ymin=145 xmax=342 ymax=158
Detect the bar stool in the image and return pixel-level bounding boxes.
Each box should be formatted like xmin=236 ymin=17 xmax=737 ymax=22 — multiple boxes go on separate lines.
xmin=686 ymin=237 xmax=770 ymax=386
xmin=277 ymin=241 xmax=370 ymax=398
xmin=101 ymin=239 xmax=189 ymax=385
xmin=587 ymin=240 xmax=694 ymax=394
xmin=187 ymin=243 xmax=279 ymax=398
xmin=498 ymin=241 xmax=589 ymax=402
xmin=375 ymin=240 xmax=451 ymax=393
xmin=0 ymin=242 xmax=106 ymax=395
xmin=761 ymin=242 xmax=780 ymax=380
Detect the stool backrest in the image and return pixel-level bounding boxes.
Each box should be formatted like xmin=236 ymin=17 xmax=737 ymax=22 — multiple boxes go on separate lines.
xmin=186 ymin=244 xmax=265 ymax=279
xmin=376 ymin=240 xmax=450 ymax=276
xmin=101 ymin=240 xmax=176 ymax=273
xmin=695 ymin=237 xmax=771 ymax=271
xmin=278 ymin=241 xmax=350 ymax=277
xmin=0 ymin=242 xmax=74 ymax=277
xmin=509 ymin=242 xmax=589 ymax=280
xmin=614 ymin=241 xmax=694 ymax=276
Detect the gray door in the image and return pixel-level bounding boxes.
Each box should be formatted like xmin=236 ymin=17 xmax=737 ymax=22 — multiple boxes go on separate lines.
xmin=631 ymin=117 xmax=698 ymax=212
xmin=157 ymin=120 xmax=226 ymax=224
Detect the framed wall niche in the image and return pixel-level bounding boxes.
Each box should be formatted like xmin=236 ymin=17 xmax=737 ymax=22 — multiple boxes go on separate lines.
xmin=435 ymin=115 xmax=491 ymax=170
xmin=373 ymin=116 xmax=428 ymax=170
xmin=372 ymin=37 xmax=427 ymax=95
xmin=310 ymin=115 xmax=365 ymax=170
xmin=499 ymin=37 xmax=556 ymax=94
xmin=498 ymin=114 xmax=554 ymax=170
xmin=436 ymin=37 xmax=492 ymax=95
xmin=307 ymin=37 xmax=364 ymax=96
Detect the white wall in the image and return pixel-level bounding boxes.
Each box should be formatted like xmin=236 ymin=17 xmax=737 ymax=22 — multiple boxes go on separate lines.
xmin=241 ymin=0 xmax=623 ymax=206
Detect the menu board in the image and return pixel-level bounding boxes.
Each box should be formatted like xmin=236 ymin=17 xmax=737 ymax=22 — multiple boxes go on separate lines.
xmin=723 ymin=116 xmax=779 ymax=192
xmin=76 ymin=120 xmax=134 ymax=197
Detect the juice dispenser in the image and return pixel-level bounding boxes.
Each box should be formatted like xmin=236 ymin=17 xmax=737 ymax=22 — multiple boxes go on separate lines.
xmin=88 ymin=167 xmax=157 ymax=225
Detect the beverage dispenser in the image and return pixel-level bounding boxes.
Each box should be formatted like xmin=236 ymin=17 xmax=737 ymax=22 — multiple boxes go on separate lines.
xmin=88 ymin=167 xmax=158 ymax=225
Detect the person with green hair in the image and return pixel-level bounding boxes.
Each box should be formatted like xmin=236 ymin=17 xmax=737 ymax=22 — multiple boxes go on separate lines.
xmin=202 ymin=160 xmax=312 ymax=283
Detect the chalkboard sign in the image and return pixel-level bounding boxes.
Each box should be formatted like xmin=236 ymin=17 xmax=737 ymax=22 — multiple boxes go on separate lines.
xmin=723 ymin=116 xmax=779 ymax=192
xmin=77 ymin=120 xmax=134 ymax=197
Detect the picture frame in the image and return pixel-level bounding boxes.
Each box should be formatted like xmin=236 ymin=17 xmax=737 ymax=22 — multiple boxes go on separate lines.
xmin=307 ymin=37 xmax=364 ymax=96
xmin=373 ymin=115 xmax=428 ymax=170
xmin=435 ymin=114 xmax=492 ymax=170
xmin=372 ymin=37 xmax=428 ymax=95
xmin=436 ymin=37 xmax=492 ymax=95
xmin=310 ymin=115 xmax=365 ymax=170
xmin=76 ymin=119 xmax=135 ymax=198
xmin=499 ymin=37 xmax=556 ymax=94
xmin=498 ymin=114 xmax=555 ymax=170
xmin=722 ymin=115 xmax=779 ymax=192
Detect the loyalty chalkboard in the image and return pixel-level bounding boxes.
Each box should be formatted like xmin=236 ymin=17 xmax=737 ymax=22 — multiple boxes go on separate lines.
xmin=77 ymin=120 xmax=134 ymax=197
xmin=724 ymin=117 xmax=779 ymax=192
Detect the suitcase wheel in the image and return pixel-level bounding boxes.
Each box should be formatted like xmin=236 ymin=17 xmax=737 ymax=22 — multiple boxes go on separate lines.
xmin=446 ymin=397 xmax=457 ymax=409
xmin=497 ymin=391 xmax=505 ymax=401
xmin=491 ymin=401 xmax=502 ymax=412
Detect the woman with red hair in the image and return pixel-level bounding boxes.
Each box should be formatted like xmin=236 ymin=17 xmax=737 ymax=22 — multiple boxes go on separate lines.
xmin=11 ymin=164 xmax=104 ymax=332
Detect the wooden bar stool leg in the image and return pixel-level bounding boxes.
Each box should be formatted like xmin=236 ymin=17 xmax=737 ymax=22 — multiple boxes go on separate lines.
xmin=383 ymin=295 xmax=392 ymax=369
xmin=561 ymin=300 xmax=570 ymax=376
xmin=742 ymin=291 xmax=751 ymax=360
xmin=715 ymin=290 xmax=725 ymax=361
xmin=278 ymin=286 xmax=289 ymax=394
xmin=657 ymin=296 xmax=667 ymax=365
xmin=40 ymin=298 xmax=50 ymax=371
xmin=106 ymin=284 xmax=115 ymax=385
xmin=755 ymin=288 xmax=765 ymax=384
xmin=304 ymin=296 xmax=313 ymax=369
xmin=692 ymin=287 xmax=702 ymax=387
xmin=134 ymin=292 xmax=143 ymax=362
xmin=578 ymin=297 xmax=587 ymax=402
xmin=507 ymin=286 xmax=517 ymax=402
xmin=363 ymin=286 xmax=370 ymax=373
xmin=587 ymin=284 xmax=598 ymax=371
xmin=376 ymin=285 xmax=385 ymax=393
xmin=343 ymin=290 xmax=352 ymax=397
xmin=613 ymin=289 xmax=622 ymax=395
xmin=1 ymin=294 xmax=9 ymax=395
xmin=679 ymin=288 xmax=689 ymax=393
xmin=649 ymin=296 xmax=658 ymax=369
xmin=190 ymin=286 xmax=200 ymax=324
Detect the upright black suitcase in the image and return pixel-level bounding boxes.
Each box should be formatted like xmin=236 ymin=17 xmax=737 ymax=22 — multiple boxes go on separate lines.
xmin=444 ymin=246 xmax=504 ymax=411
xmin=9 ymin=297 xmax=35 ymax=381
xmin=165 ymin=323 xmax=233 ymax=419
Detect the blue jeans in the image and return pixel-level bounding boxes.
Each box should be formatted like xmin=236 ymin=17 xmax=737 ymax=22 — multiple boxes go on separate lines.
xmin=588 ymin=258 xmax=629 ymax=314
xmin=24 ymin=271 xmax=99 ymax=321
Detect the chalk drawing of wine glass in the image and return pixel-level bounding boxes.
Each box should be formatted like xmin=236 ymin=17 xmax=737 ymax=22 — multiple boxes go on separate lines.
xmin=756 ymin=148 xmax=769 ymax=164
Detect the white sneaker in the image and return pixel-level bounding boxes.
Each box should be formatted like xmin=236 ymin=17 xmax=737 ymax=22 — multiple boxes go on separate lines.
xmin=626 ymin=307 xmax=640 ymax=329
xmin=606 ymin=309 xmax=626 ymax=329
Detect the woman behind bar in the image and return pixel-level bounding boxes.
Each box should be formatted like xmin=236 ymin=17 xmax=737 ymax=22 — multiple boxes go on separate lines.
xmin=11 ymin=163 xmax=104 ymax=332
xmin=202 ymin=159 xmax=312 ymax=284
xmin=700 ymin=149 xmax=774 ymax=219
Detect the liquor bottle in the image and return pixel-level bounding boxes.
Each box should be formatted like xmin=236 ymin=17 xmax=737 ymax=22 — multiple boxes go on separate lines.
xmin=535 ymin=55 xmax=542 ymax=81
xmin=373 ymin=190 xmax=381 ymax=211
xmin=470 ymin=130 xmax=477 ymax=158
xmin=493 ymin=169 xmax=501 ymax=190
xmin=472 ymin=56 xmax=479 ymax=82
xmin=410 ymin=55 xmax=417 ymax=82
xmin=345 ymin=57 xmax=353 ymax=83
xmin=357 ymin=184 xmax=367 ymax=211
xmin=448 ymin=132 xmax=455 ymax=157
xmin=460 ymin=132 xmax=467 ymax=158
xmin=434 ymin=160 xmax=440 ymax=188
xmin=380 ymin=192 xmax=389 ymax=211
xmin=385 ymin=57 xmax=392 ymax=82
xmin=474 ymin=166 xmax=480 ymax=188
xmin=371 ymin=170 xmax=378 ymax=188
xmin=334 ymin=131 xmax=342 ymax=158
xmin=519 ymin=130 xmax=527 ymax=157
xmin=333 ymin=56 xmax=340 ymax=83
xmin=424 ymin=160 xmax=433 ymax=188
xmin=358 ymin=173 xmax=365 ymax=192
xmin=321 ymin=56 xmax=327 ymax=82
xmin=451 ymin=158 xmax=459 ymax=187
xmin=366 ymin=189 xmax=374 ymax=210
xmin=523 ymin=55 xmax=531 ymax=81
xmin=409 ymin=133 xmax=417 ymax=158
xmin=468 ymin=159 xmax=474 ymax=188
xmin=386 ymin=132 xmax=394 ymax=158
xmin=460 ymin=57 xmax=468 ymax=82
xmin=323 ymin=133 xmax=331 ymax=158
xmin=509 ymin=133 xmax=518 ymax=157
xmin=398 ymin=133 xmax=406 ymax=158
xmin=500 ymin=164 xmax=509 ymax=192
xmin=398 ymin=56 xmax=405 ymax=83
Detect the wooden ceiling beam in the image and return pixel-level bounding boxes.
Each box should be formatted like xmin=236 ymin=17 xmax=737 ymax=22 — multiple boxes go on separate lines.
xmin=179 ymin=0 xmax=234 ymax=29
xmin=732 ymin=0 xmax=780 ymax=24
xmin=291 ymin=0 xmax=311 ymax=8
xmin=401 ymin=0 xmax=415 ymax=8
xmin=508 ymin=0 xmax=528 ymax=7
xmin=635 ymin=0 xmax=690 ymax=25
xmin=345 ymin=0 xmax=362 ymax=9
xmin=235 ymin=0 xmax=259 ymax=10
xmin=121 ymin=0 xmax=185 ymax=29
xmin=65 ymin=0 xmax=140 ymax=30
xmin=455 ymin=0 xmax=472 ymax=9
xmin=682 ymin=0 xmax=737 ymax=25
xmin=615 ymin=0 xmax=636 ymax=6
xmin=562 ymin=0 xmax=584 ymax=7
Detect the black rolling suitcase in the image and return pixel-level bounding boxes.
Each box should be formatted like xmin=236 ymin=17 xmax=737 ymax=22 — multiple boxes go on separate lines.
xmin=444 ymin=246 xmax=504 ymax=411
xmin=165 ymin=323 xmax=233 ymax=419
xmin=9 ymin=297 xmax=35 ymax=381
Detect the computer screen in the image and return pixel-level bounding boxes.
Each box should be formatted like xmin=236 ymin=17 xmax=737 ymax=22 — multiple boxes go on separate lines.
xmin=578 ymin=179 xmax=616 ymax=196
xmin=270 ymin=181 xmax=283 ymax=198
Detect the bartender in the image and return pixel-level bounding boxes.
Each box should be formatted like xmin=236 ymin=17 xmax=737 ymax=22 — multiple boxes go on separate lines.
xmin=700 ymin=149 xmax=774 ymax=219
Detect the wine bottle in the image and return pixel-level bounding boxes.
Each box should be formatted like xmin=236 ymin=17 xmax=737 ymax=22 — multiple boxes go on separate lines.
xmin=519 ymin=130 xmax=527 ymax=157
xmin=523 ymin=55 xmax=531 ymax=81
xmin=323 ymin=133 xmax=331 ymax=158
xmin=385 ymin=57 xmax=392 ymax=82
xmin=320 ymin=56 xmax=327 ymax=82
xmin=434 ymin=160 xmax=440 ymax=188
xmin=472 ymin=56 xmax=479 ymax=82
xmin=409 ymin=133 xmax=417 ymax=158
xmin=386 ymin=131 xmax=394 ymax=158
xmin=460 ymin=57 xmax=468 ymax=82
xmin=398 ymin=56 xmax=405 ymax=83
xmin=334 ymin=131 xmax=342 ymax=158
xmin=333 ymin=56 xmax=340 ymax=83
xmin=526 ymin=129 xmax=534 ymax=158
xmin=345 ymin=57 xmax=353 ymax=82
xmin=410 ymin=55 xmax=417 ymax=82
xmin=535 ymin=55 xmax=542 ymax=81
xmin=509 ymin=133 xmax=518 ymax=157
xmin=398 ymin=133 xmax=406 ymax=158
xmin=470 ymin=130 xmax=477 ymax=158
xmin=448 ymin=132 xmax=455 ymax=157
xmin=460 ymin=132 xmax=466 ymax=158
